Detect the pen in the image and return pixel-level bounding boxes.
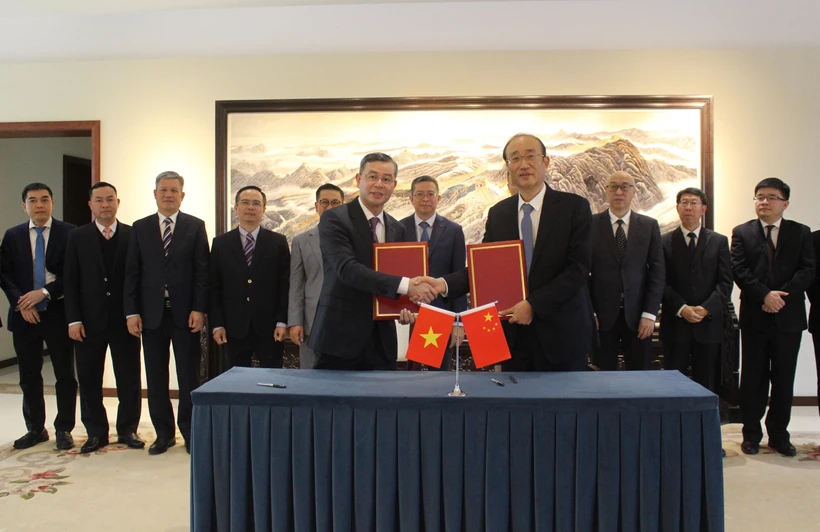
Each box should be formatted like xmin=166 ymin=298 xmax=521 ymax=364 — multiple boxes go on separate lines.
xmin=257 ymin=383 xmax=287 ymax=388
xmin=491 ymin=378 xmax=505 ymax=387
xmin=509 ymin=375 xmax=518 ymax=384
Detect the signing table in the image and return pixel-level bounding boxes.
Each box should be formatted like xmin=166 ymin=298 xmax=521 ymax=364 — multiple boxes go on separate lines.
xmin=191 ymin=369 xmax=723 ymax=531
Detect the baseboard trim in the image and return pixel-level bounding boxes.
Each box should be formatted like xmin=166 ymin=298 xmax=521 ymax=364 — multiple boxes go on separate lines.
xmin=0 ymin=357 xmax=17 ymax=370
xmin=793 ymin=397 xmax=819 ymax=407
xmin=102 ymin=388 xmax=179 ymax=400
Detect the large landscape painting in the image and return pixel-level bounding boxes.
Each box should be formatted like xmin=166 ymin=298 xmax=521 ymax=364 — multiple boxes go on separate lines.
xmin=217 ymin=97 xmax=712 ymax=242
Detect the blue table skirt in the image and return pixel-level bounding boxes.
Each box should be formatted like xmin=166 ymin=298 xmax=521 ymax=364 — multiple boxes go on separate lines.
xmin=191 ymin=369 xmax=724 ymax=532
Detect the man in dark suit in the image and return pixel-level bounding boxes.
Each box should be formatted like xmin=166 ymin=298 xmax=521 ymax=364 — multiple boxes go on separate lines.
xmin=0 ymin=183 xmax=77 ymax=450
xmin=124 ymin=171 xmax=209 ymax=455
xmin=64 ymin=182 xmax=143 ymax=454
xmin=210 ymin=185 xmax=290 ymax=368
xmin=732 ymin=177 xmax=815 ymax=457
xmin=308 ymin=153 xmax=437 ymax=370
xmin=806 ymin=229 xmax=820 ymax=421
xmin=436 ymin=133 xmax=595 ymax=372
xmin=288 ymin=184 xmax=344 ymax=369
xmin=589 ymin=171 xmax=664 ymax=371
xmin=661 ymin=188 xmax=733 ymax=392
xmin=400 ymin=175 xmax=467 ymax=370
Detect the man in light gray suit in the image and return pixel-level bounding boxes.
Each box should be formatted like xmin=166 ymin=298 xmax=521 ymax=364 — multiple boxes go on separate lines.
xmin=288 ymin=184 xmax=344 ymax=368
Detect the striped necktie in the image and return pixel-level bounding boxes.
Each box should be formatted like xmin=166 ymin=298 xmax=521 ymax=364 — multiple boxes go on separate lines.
xmin=162 ymin=218 xmax=172 ymax=258
xmin=244 ymin=233 xmax=255 ymax=267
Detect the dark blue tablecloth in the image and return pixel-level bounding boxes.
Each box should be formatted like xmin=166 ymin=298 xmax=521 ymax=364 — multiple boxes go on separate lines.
xmin=191 ymin=369 xmax=724 ymax=531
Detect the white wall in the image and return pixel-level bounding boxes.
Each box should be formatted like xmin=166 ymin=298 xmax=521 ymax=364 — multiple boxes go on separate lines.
xmin=0 ymin=137 xmax=91 ymax=362
xmin=0 ymin=49 xmax=818 ymax=395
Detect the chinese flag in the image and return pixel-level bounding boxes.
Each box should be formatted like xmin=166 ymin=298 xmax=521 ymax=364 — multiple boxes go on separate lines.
xmin=405 ymin=304 xmax=456 ymax=368
xmin=460 ymin=302 xmax=511 ymax=368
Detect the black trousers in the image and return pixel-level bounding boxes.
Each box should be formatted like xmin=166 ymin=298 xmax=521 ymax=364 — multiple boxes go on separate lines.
xmin=225 ymin=328 xmax=284 ymax=369
xmin=13 ymin=301 xmax=77 ymax=432
xmin=813 ymin=333 xmax=820 ymax=417
xmin=75 ymin=326 xmax=141 ymax=438
xmin=594 ymin=308 xmax=652 ymax=371
xmin=664 ymin=340 xmax=721 ymax=393
xmin=740 ymin=326 xmax=802 ymax=444
xmin=142 ymin=307 xmax=201 ymax=441
xmin=315 ymin=323 xmax=394 ymax=371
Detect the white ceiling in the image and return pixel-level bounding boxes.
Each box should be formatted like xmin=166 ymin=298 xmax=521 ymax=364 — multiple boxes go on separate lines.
xmin=0 ymin=0 xmax=817 ymax=62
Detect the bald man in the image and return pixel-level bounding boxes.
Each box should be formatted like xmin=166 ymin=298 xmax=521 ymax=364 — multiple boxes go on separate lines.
xmin=589 ymin=171 xmax=664 ymax=371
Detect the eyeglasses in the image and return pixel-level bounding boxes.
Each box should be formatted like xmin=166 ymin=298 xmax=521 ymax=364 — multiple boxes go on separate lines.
xmin=754 ymin=195 xmax=786 ymax=203
xmin=506 ymin=154 xmax=544 ymax=166
xmin=605 ymin=184 xmax=635 ymax=192
xmin=678 ymin=200 xmax=703 ymax=207
xmin=364 ymin=174 xmax=395 ymax=186
xmin=412 ymin=191 xmax=438 ymax=199
xmin=238 ymin=200 xmax=263 ymax=207
xmin=317 ymin=199 xmax=342 ymax=207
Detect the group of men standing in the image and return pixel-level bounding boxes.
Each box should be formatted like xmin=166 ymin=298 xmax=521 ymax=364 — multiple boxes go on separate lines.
xmin=1 ymin=133 xmax=818 ymax=460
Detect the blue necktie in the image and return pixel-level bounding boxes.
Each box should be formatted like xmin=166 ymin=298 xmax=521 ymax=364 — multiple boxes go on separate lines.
xmin=33 ymin=226 xmax=47 ymax=311
xmin=419 ymin=221 xmax=430 ymax=242
xmin=521 ymin=204 xmax=534 ymax=275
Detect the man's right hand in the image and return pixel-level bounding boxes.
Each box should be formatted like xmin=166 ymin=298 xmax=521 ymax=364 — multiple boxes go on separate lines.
xmin=126 ymin=315 xmax=142 ymax=337
xmin=213 ymin=328 xmax=228 ymax=345
xmin=408 ymin=276 xmax=438 ymax=304
xmin=681 ymin=305 xmax=704 ymax=324
xmin=20 ymin=308 xmax=40 ymax=324
xmin=763 ymin=291 xmax=788 ymax=313
xmin=68 ymin=323 xmax=86 ymax=342
xmin=289 ymin=326 xmax=304 ymax=346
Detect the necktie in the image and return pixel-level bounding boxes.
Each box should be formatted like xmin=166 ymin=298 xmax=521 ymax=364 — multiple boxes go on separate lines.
xmin=419 ymin=221 xmax=430 ymax=242
xmin=615 ymin=219 xmax=627 ymax=261
xmin=33 ymin=226 xmax=47 ymax=311
xmin=521 ymin=204 xmax=534 ymax=275
xmin=687 ymin=232 xmax=697 ymax=258
xmin=162 ymin=217 xmax=172 ymax=259
xmin=369 ymin=217 xmax=380 ymax=244
xmin=766 ymin=224 xmax=776 ymax=285
xmin=244 ymin=233 xmax=255 ymax=267
xmin=103 ymin=227 xmax=112 ymax=240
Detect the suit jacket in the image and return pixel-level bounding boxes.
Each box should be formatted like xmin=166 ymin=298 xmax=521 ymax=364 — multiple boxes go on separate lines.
xmin=209 ymin=227 xmax=290 ymax=338
xmin=660 ymin=226 xmax=733 ymax=344
xmin=731 ymin=218 xmax=815 ymax=333
xmin=589 ymin=210 xmax=665 ymax=331
xmin=400 ymin=214 xmax=468 ymax=313
xmin=287 ymin=228 xmax=323 ymax=336
xmin=64 ymin=222 xmax=132 ymax=333
xmin=124 ymin=212 xmax=209 ymax=330
xmin=0 ymin=218 xmax=76 ymax=333
xmin=308 ymin=201 xmax=406 ymax=360
xmin=444 ymin=185 xmax=595 ymax=369
xmin=806 ymin=230 xmax=820 ymax=335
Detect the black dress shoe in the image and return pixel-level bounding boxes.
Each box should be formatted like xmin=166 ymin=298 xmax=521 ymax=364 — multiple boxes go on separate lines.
xmin=80 ymin=436 xmax=109 ymax=454
xmin=55 ymin=431 xmax=74 ymax=450
xmin=184 ymin=439 xmax=191 ymax=455
xmin=117 ymin=433 xmax=146 ymax=449
xmin=13 ymin=429 xmax=49 ymax=450
xmin=741 ymin=440 xmax=760 ymax=455
xmin=148 ymin=437 xmax=176 ymax=455
xmin=768 ymin=441 xmax=797 ymax=457
xmin=722 ymin=449 xmax=727 ymax=458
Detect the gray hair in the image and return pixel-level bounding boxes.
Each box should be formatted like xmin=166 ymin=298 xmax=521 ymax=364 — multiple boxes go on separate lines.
xmin=155 ymin=170 xmax=184 ymax=189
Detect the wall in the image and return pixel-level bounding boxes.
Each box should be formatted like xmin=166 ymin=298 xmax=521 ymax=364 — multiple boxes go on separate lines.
xmin=0 ymin=137 xmax=91 ymax=362
xmin=0 ymin=49 xmax=818 ymax=394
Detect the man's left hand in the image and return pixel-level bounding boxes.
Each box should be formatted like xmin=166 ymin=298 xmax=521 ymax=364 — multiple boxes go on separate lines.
xmin=189 ymin=311 xmax=205 ymax=333
xmin=17 ymin=289 xmax=46 ymax=310
xmin=273 ymin=327 xmax=287 ymax=342
xmin=502 ymin=300 xmax=533 ymax=325
xmin=637 ymin=317 xmax=655 ymax=340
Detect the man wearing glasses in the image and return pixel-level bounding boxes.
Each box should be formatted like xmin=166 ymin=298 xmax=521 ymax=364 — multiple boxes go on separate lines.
xmin=288 ymin=183 xmax=344 ymax=369
xmin=589 ymin=171 xmax=664 ymax=371
xmin=309 ymin=153 xmax=437 ymax=370
xmin=210 ymin=185 xmax=290 ymax=369
xmin=732 ymin=178 xmax=815 ymax=457
xmin=400 ymin=175 xmax=467 ymax=370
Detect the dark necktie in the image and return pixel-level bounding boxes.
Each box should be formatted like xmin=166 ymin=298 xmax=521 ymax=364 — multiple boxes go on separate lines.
xmin=162 ymin=217 xmax=172 ymax=259
xmin=244 ymin=233 xmax=255 ymax=267
xmin=615 ymin=219 xmax=627 ymax=261
xmin=521 ymin=204 xmax=534 ymax=275
xmin=766 ymin=224 xmax=776 ymax=285
xmin=419 ymin=221 xmax=430 ymax=242
xmin=687 ymin=232 xmax=697 ymax=259
xmin=369 ymin=217 xmax=380 ymax=244
xmin=33 ymin=226 xmax=48 ymax=311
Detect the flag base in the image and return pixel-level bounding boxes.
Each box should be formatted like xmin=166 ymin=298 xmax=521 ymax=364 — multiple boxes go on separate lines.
xmin=448 ymin=384 xmax=467 ymax=397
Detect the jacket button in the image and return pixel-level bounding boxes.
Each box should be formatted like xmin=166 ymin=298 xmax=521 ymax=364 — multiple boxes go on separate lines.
xmin=247 ymin=297 xmax=250 ymax=302
xmin=248 ymin=279 xmax=252 ymax=284
xmin=106 ymin=292 xmax=111 ymax=296
xmin=103 ymin=277 xmax=108 ymax=282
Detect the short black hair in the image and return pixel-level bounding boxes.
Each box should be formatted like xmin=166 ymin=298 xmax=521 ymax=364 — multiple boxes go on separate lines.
xmin=754 ymin=177 xmax=790 ymax=200
xmin=676 ymin=187 xmax=708 ymax=206
xmin=22 ymin=182 xmax=53 ymax=202
xmin=89 ymin=181 xmax=118 ymax=200
xmin=502 ymin=133 xmax=547 ymax=162
xmin=359 ymin=152 xmax=398 ymax=176
xmin=316 ymin=183 xmax=344 ymax=201
xmin=234 ymin=185 xmax=267 ymax=205
xmin=410 ymin=175 xmax=439 ymax=194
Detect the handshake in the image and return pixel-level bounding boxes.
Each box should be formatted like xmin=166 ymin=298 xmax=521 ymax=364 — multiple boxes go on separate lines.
xmin=407 ymin=276 xmax=447 ymax=305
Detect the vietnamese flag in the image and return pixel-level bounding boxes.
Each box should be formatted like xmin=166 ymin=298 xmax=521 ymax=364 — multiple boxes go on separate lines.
xmin=405 ymin=304 xmax=456 ymax=368
xmin=460 ymin=302 xmax=511 ymax=368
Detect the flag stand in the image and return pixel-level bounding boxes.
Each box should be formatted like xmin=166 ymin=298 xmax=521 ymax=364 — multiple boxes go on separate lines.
xmin=448 ymin=315 xmax=467 ymax=397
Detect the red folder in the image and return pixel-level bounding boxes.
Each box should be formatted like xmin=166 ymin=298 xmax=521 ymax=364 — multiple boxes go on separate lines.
xmin=372 ymin=242 xmax=429 ymax=320
xmin=467 ymin=240 xmax=528 ymax=317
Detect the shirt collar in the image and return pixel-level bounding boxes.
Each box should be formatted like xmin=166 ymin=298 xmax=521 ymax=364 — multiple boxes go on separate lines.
xmin=680 ymin=224 xmax=701 ymax=238
xmin=609 ymin=209 xmax=632 ymax=226
xmin=357 ymin=197 xmax=384 ymax=224
xmin=414 ymin=213 xmax=436 ymax=227
xmin=238 ymin=225 xmax=261 ymax=239
xmin=518 ymin=184 xmax=546 ymax=213
xmin=760 ymin=218 xmax=782 ymax=231
xmin=95 ymin=219 xmax=118 ymax=236
xmin=29 ymin=217 xmax=53 ymax=231
xmin=157 ymin=211 xmax=180 ymax=224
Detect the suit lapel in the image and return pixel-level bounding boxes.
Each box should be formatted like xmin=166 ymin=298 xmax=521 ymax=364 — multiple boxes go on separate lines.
xmin=774 ymin=220 xmax=789 ymax=257
xmin=230 ymin=229 xmax=250 ymax=272
xmin=530 ymin=188 xmax=558 ymax=269
xmin=427 ymin=217 xmax=445 ymax=256
xmin=694 ymin=227 xmax=710 ymax=262
xmin=599 ymin=212 xmax=619 ymax=261
xmin=385 ymin=214 xmax=402 ymax=243
xmin=170 ymin=214 xmax=189 ymax=255
xmin=348 ymin=202 xmax=373 ymax=246
xmin=671 ymin=227 xmax=688 ymax=261
xmin=624 ymin=212 xmax=641 ymax=260
xmin=308 ymin=229 xmax=321 ymax=264
xmin=88 ymin=224 xmax=107 ymax=274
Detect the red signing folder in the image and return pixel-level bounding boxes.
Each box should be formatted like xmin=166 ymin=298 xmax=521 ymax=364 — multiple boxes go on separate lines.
xmin=372 ymin=242 xmax=429 ymax=320
xmin=466 ymin=240 xmax=528 ymax=317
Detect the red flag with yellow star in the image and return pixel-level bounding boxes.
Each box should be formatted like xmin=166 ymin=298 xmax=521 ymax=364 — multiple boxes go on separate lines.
xmin=460 ymin=302 xmax=511 ymax=368
xmin=405 ymin=304 xmax=456 ymax=368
